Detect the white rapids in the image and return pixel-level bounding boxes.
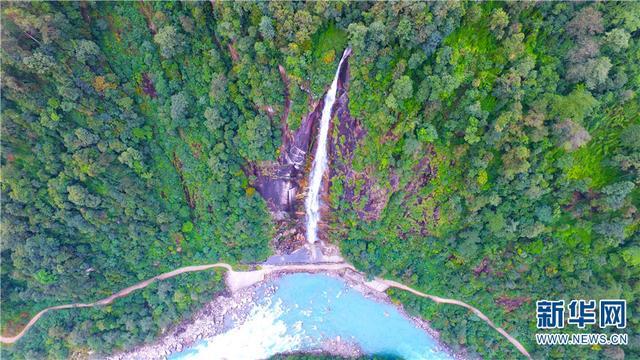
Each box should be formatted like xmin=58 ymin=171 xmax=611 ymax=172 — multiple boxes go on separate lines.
xmin=305 ymin=49 xmax=350 ymax=244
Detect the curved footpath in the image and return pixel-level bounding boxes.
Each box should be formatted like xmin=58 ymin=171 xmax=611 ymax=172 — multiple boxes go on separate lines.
xmin=0 ymin=262 xmax=530 ymax=359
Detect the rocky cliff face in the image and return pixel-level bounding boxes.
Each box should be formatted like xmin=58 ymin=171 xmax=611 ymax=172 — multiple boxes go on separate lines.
xmin=329 ymin=56 xmax=366 ymax=209
xmin=250 ymin=95 xmax=325 ymax=217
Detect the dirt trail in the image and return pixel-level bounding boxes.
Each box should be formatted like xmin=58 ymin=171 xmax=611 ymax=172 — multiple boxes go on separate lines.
xmin=0 ymin=263 xmax=232 ymax=344
xmin=0 ymin=262 xmax=531 ymax=359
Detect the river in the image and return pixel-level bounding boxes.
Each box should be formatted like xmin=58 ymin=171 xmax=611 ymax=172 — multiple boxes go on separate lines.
xmin=169 ymin=273 xmax=452 ymax=360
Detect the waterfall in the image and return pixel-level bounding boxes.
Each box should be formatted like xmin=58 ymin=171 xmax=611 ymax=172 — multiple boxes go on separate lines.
xmin=305 ymin=49 xmax=350 ymax=244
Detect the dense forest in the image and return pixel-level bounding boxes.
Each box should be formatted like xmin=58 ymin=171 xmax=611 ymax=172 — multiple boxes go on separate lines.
xmin=1 ymin=1 xmax=638 ymax=360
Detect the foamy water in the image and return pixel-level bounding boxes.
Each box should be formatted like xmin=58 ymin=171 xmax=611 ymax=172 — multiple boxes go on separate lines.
xmin=172 ymin=298 xmax=301 ymax=360
xmin=305 ymin=50 xmax=350 ymax=244
xmin=170 ymin=273 xmax=452 ymax=360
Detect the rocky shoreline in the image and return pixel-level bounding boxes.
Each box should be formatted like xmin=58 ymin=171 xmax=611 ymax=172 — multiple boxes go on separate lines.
xmin=105 ymin=283 xmax=269 ymax=360
xmin=330 ymin=269 xmax=462 ymax=360
xmin=107 ymin=268 xmax=460 ymax=360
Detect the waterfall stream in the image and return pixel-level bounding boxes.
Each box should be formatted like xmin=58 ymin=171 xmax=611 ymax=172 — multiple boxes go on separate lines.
xmin=305 ymin=49 xmax=350 ymax=244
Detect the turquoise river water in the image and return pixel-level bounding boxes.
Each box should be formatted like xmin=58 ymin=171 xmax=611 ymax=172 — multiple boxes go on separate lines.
xmin=170 ymin=273 xmax=452 ymax=360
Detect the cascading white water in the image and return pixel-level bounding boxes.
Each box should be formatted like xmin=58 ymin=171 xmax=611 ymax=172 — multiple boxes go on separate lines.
xmin=305 ymin=50 xmax=350 ymax=244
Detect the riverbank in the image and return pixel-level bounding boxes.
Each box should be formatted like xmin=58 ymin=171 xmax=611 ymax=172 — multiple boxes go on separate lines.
xmin=109 ymin=267 xmax=457 ymax=360
xmin=2 ymin=261 xmax=530 ymax=359
xmin=106 ymin=283 xmax=263 ymax=360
